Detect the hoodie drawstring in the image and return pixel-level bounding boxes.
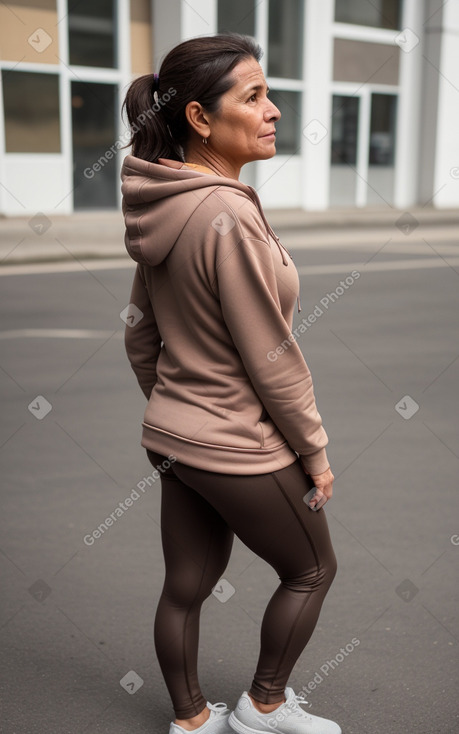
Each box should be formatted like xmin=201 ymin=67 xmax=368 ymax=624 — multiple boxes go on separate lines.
xmin=267 ymin=229 xmax=302 ymax=312
xmin=248 ymin=186 xmax=302 ymax=313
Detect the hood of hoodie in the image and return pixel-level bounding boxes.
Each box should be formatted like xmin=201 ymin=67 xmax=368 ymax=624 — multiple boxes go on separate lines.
xmin=121 ymin=155 xmax=269 ymax=267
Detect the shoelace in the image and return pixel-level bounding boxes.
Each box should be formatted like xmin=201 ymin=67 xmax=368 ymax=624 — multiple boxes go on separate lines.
xmin=207 ymin=701 xmax=230 ymax=716
xmin=285 ymin=693 xmax=313 ymax=719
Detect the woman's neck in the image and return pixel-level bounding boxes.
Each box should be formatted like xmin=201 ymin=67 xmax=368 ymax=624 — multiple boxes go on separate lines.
xmin=184 ymin=144 xmax=240 ymax=180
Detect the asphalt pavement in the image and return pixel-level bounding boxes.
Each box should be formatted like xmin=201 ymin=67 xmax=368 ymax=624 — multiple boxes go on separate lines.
xmin=0 ymin=220 xmax=458 ymax=734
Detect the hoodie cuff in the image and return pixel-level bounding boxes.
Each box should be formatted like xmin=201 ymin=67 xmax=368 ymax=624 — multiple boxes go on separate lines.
xmin=299 ymin=448 xmax=330 ymax=477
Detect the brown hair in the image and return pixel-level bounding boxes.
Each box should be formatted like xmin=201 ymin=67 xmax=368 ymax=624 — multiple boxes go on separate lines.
xmin=122 ymin=34 xmax=262 ymax=163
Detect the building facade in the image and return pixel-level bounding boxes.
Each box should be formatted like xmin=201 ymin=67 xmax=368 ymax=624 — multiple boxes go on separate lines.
xmin=0 ymin=0 xmax=458 ymax=215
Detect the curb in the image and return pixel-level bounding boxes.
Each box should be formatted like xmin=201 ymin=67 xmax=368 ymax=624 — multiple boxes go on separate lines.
xmin=1 ymin=207 xmax=458 ymax=266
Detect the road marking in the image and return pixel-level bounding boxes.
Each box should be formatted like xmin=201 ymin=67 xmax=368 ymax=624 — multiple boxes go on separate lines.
xmin=296 ymin=257 xmax=459 ymax=276
xmin=0 ymin=329 xmax=124 ymax=339
xmin=0 ymin=258 xmax=135 ymax=276
xmin=284 ymin=239 xmax=459 ymax=255
xmin=1 ymin=256 xmax=459 ymax=278
xmin=282 ymin=227 xmax=459 ymax=249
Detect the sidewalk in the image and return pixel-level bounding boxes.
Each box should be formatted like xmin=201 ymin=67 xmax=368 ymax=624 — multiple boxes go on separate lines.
xmin=1 ymin=205 xmax=458 ymax=265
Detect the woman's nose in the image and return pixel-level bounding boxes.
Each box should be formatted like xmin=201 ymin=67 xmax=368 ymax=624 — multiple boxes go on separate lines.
xmin=266 ymin=100 xmax=281 ymax=122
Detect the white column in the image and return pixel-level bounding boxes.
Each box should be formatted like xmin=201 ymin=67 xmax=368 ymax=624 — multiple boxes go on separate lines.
xmin=153 ymin=0 xmax=217 ymax=67
xmin=355 ymin=88 xmax=371 ymax=208
xmin=253 ymin=0 xmax=269 ymax=192
xmin=118 ymin=0 xmax=131 ymax=82
xmin=301 ymin=0 xmax=334 ymax=210
xmin=55 ymin=0 xmax=73 ymax=214
xmin=0 ymin=69 xmax=7 ymax=215
xmin=419 ymin=0 xmax=459 ymax=208
xmin=182 ymin=0 xmax=216 ymax=38
xmin=117 ymin=0 xmax=132 ymax=208
xmin=255 ymin=0 xmax=268 ymax=75
xmin=393 ymin=0 xmax=424 ymax=208
xmin=431 ymin=1 xmax=459 ymax=208
xmin=152 ymin=0 xmax=182 ymax=66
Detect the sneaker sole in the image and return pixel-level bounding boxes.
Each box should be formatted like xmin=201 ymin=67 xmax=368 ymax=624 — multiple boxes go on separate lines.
xmin=228 ymin=710 xmax=342 ymax=734
xmin=228 ymin=711 xmax=273 ymax=734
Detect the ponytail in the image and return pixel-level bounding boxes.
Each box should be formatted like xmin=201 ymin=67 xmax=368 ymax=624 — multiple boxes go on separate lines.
xmin=122 ymin=34 xmax=262 ymax=164
xmin=122 ymin=75 xmax=182 ymax=163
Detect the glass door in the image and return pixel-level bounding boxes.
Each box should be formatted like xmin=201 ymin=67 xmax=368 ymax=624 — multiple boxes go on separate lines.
xmin=330 ymin=95 xmax=360 ymax=207
xmin=367 ymin=93 xmax=397 ymax=205
xmin=71 ymin=81 xmax=118 ymax=209
xmin=330 ymin=91 xmax=397 ymax=207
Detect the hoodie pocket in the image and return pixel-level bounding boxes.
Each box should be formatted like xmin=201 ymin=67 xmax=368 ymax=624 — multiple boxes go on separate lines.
xmin=258 ymin=421 xmax=265 ymax=448
xmin=257 ymin=410 xmax=288 ymax=450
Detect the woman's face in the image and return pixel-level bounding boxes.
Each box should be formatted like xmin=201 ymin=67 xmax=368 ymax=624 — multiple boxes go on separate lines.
xmin=206 ymin=57 xmax=281 ymax=168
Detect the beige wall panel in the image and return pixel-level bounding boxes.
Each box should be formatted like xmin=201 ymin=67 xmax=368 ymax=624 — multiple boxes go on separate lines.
xmin=130 ymin=0 xmax=152 ymax=74
xmin=0 ymin=0 xmax=58 ymax=64
xmin=333 ymin=38 xmax=400 ymax=85
xmin=130 ymin=22 xmax=153 ymax=74
xmin=130 ymin=0 xmax=150 ymax=24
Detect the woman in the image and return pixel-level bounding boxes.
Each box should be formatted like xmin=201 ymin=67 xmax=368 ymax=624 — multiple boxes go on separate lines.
xmin=121 ymin=34 xmax=340 ymax=734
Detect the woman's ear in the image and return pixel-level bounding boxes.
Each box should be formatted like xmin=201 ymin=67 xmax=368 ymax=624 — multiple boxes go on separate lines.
xmin=185 ymin=101 xmax=210 ymax=139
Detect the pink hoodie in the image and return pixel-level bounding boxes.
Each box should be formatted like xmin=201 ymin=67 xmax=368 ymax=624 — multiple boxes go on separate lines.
xmin=121 ymin=155 xmax=329 ymax=475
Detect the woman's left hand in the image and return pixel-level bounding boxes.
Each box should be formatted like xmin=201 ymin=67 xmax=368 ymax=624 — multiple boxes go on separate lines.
xmin=308 ymin=467 xmax=334 ymax=511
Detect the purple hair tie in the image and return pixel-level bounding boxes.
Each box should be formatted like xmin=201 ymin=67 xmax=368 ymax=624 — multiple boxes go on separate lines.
xmin=152 ymin=73 xmax=160 ymax=92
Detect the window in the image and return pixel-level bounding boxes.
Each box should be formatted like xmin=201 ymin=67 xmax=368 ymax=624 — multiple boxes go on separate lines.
xmin=2 ymin=71 xmax=61 ymax=153
xmin=330 ymin=94 xmax=360 ymax=207
xmin=369 ymin=93 xmax=397 ymax=165
xmin=331 ymin=95 xmax=359 ymax=164
xmin=218 ymin=0 xmax=255 ymax=35
xmin=71 ymin=82 xmax=118 ymax=208
xmin=68 ymin=0 xmax=116 ymax=68
xmin=268 ymin=90 xmax=302 ymax=155
xmin=367 ymin=93 xmax=397 ymax=204
xmin=268 ymin=0 xmax=303 ymax=79
xmin=335 ymin=0 xmax=401 ymax=30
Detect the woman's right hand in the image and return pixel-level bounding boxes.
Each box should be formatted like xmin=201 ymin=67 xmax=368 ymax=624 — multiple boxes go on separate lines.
xmin=308 ymin=467 xmax=334 ymax=510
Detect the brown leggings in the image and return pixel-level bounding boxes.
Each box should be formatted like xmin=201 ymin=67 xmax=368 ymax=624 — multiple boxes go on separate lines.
xmin=147 ymin=451 xmax=337 ymax=720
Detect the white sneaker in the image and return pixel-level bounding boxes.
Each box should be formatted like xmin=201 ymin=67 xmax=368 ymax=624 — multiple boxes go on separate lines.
xmin=169 ymin=701 xmax=233 ymax=734
xmin=228 ymin=688 xmax=341 ymax=734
